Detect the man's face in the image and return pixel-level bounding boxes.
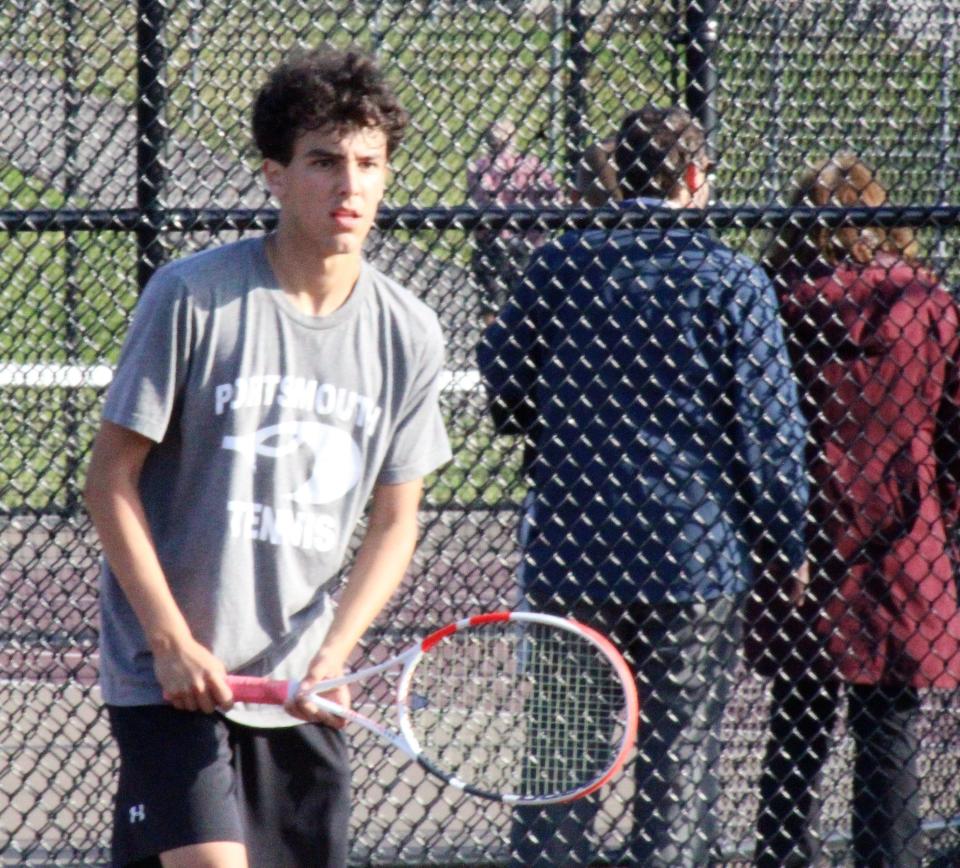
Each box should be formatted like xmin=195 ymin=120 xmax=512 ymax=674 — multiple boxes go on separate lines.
xmin=264 ymin=125 xmax=389 ymax=257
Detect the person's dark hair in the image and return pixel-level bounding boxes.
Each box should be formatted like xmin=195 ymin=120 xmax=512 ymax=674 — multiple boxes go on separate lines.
xmin=575 ymin=138 xmax=622 ymax=208
xmin=764 ymin=152 xmax=920 ymax=279
xmin=615 ymin=105 xmax=706 ymax=199
xmin=253 ymin=46 xmax=408 ymax=164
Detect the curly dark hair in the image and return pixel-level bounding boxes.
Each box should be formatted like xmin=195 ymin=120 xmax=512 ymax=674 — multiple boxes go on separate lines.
xmin=252 ymin=46 xmax=408 ymax=164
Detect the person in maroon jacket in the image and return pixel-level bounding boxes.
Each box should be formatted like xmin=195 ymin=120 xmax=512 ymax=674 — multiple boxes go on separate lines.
xmin=745 ymin=153 xmax=960 ymax=867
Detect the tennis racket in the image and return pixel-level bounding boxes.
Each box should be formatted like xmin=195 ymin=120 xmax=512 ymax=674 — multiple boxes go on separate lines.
xmin=227 ymin=611 xmax=638 ymax=805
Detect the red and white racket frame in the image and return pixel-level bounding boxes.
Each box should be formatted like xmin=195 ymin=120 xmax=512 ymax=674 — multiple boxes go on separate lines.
xmin=227 ymin=611 xmax=639 ymax=804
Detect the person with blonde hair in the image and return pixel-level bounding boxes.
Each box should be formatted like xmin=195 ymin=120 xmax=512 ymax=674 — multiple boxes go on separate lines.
xmin=746 ymin=152 xmax=960 ymax=867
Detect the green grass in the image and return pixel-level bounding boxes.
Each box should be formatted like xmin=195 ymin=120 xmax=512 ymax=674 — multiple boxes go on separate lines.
xmin=0 ymin=384 xmax=101 ymax=513
xmin=0 ymin=162 xmax=138 ymax=512
xmin=3 ymin=3 xmax=955 ymax=216
xmin=426 ymin=409 xmax=528 ymax=509
xmin=1 ymin=2 xmax=959 ymax=513
xmin=0 ymin=163 xmax=138 ymax=366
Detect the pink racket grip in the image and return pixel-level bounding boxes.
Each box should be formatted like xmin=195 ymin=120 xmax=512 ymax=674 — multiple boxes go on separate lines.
xmin=226 ymin=676 xmax=297 ymax=705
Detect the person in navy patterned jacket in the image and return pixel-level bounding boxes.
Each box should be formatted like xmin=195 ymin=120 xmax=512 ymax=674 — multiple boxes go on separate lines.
xmin=479 ymin=105 xmax=808 ymax=867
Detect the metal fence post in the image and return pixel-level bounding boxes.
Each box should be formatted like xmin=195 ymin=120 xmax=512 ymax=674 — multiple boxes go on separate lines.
xmin=765 ymin=3 xmax=785 ymax=200
xmin=685 ymin=0 xmax=718 ymax=157
xmin=62 ymin=0 xmax=82 ymax=512
xmin=548 ymin=0 xmax=564 ymax=171
xmin=563 ymin=0 xmax=589 ymax=183
xmin=667 ymin=0 xmax=683 ymax=100
xmin=936 ymin=0 xmax=955 ymax=268
xmin=136 ymin=0 xmax=168 ymax=291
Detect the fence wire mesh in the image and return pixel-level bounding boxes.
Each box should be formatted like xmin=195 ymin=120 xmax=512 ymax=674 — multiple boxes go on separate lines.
xmin=2 ymin=1 xmax=960 ymax=865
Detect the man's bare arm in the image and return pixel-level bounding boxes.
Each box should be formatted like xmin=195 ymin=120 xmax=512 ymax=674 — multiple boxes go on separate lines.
xmin=288 ymin=478 xmax=422 ymax=725
xmin=83 ymin=420 xmax=232 ymax=713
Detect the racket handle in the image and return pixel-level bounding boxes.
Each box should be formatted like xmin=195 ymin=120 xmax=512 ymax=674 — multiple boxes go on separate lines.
xmin=226 ymin=675 xmax=296 ymax=705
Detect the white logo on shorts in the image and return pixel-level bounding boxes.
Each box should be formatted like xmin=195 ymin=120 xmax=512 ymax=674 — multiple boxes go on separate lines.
xmin=129 ymin=803 xmax=146 ymax=823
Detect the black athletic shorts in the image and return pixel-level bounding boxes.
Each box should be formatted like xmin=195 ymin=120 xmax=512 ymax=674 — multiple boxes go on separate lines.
xmin=107 ymin=704 xmax=351 ymax=868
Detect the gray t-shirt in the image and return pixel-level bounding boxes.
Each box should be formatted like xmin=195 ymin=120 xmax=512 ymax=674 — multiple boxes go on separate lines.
xmin=98 ymin=236 xmax=452 ymax=726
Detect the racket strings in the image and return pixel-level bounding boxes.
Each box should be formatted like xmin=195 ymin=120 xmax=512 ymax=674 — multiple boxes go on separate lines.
xmin=523 ymin=627 xmax=623 ymax=796
xmin=406 ymin=622 xmax=629 ymax=799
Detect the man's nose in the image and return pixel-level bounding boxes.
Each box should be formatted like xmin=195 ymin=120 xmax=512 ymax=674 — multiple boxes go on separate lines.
xmin=339 ymin=161 xmax=362 ymax=194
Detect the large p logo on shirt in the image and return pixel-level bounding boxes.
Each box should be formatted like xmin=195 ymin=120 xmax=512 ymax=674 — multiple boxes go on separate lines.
xmin=222 ymin=421 xmax=362 ymax=505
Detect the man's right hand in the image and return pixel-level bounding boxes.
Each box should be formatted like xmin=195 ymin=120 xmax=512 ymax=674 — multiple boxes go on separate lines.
xmin=152 ymin=634 xmax=234 ymax=714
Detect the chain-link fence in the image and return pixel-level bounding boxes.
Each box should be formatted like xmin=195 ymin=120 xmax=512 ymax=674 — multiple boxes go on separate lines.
xmin=3 ymin=1 xmax=960 ymax=864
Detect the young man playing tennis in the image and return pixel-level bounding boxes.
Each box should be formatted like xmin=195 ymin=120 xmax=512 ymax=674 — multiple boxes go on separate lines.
xmin=84 ymin=47 xmax=451 ymax=868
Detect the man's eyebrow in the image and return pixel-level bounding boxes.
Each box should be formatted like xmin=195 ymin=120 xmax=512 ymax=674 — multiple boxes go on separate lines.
xmin=302 ymin=147 xmax=342 ymax=160
xmin=301 ymin=146 xmax=386 ymax=161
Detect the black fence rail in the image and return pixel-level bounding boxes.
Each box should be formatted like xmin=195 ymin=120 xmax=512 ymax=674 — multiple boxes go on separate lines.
xmin=2 ymin=1 xmax=960 ymax=865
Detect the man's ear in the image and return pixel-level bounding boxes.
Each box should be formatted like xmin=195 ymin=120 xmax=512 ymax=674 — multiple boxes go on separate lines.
xmin=263 ymin=159 xmax=286 ymax=200
xmin=684 ymin=163 xmax=700 ymax=197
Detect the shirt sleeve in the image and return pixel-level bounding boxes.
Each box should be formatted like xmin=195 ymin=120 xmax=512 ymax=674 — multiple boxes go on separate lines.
xmin=101 ymin=268 xmax=193 ymax=443
xmin=476 ymin=246 xmax=552 ymax=435
xmin=728 ymin=259 xmax=808 ymax=573
xmin=376 ymin=315 xmax=453 ymax=485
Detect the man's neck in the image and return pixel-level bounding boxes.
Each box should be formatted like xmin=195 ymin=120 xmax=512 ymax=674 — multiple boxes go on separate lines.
xmin=267 ymin=230 xmax=361 ymax=317
xmin=665 ymin=189 xmax=690 ymax=209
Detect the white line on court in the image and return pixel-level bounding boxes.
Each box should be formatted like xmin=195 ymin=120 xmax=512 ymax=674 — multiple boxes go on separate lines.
xmin=0 ymin=363 xmax=482 ymax=392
